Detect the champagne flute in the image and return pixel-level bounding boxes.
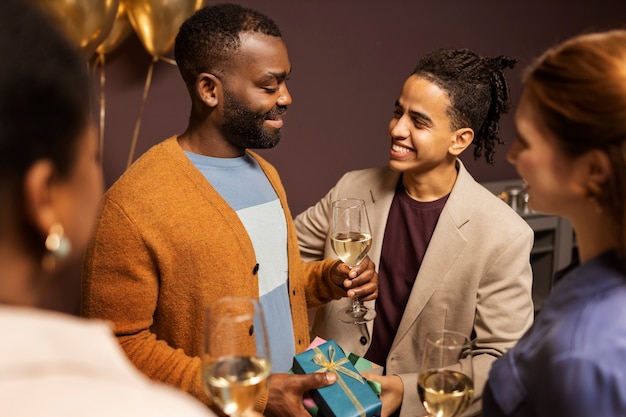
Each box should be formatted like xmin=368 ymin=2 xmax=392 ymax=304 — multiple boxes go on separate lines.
xmin=418 ymin=330 xmax=474 ymax=417
xmin=202 ymin=297 xmax=271 ymax=417
xmin=331 ymin=198 xmax=376 ymax=324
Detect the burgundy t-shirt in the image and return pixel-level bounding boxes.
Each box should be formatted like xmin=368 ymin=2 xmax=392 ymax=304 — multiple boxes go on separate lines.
xmin=364 ymin=179 xmax=448 ymax=366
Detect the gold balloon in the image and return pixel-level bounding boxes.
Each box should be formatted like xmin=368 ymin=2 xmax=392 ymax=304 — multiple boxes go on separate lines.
xmin=31 ymin=0 xmax=120 ymax=59
xmin=124 ymin=0 xmax=203 ymax=58
xmin=96 ymin=1 xmax=133 ymax=55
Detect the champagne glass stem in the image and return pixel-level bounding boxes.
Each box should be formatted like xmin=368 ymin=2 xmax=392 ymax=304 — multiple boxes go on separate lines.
xmin=345 ymin=264 xmax=375 ymax=324
xmin=348 ymin=264 xmax=363 ymax=315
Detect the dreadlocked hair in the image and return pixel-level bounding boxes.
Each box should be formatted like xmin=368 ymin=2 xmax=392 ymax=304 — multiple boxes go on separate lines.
xmin=412 ymin=49 xmax=517 ymax=164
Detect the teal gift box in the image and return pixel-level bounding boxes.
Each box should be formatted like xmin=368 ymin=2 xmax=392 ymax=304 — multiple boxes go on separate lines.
xmin=292 ymin=339 xmax=382 ymax=417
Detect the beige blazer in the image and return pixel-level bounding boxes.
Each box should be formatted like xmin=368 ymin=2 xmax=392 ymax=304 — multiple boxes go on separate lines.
xmin=295 ymin=161 xmax=534 ymax=417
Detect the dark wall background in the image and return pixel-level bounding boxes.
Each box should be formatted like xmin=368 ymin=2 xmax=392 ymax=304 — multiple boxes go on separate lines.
xmin=96 ymin=0 xmax=626 ymax=216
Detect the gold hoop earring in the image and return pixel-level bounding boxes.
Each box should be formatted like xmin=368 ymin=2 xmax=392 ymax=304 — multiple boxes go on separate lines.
xmin=42 ymin=223 xmax=72 ymax=272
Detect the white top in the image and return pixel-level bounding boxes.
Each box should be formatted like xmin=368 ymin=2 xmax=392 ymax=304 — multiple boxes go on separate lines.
xmin=0 ymin=306 xmax=215 ymax=417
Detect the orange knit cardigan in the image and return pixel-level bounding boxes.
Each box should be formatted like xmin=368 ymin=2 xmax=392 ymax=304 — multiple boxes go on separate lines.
xmin=81 ymin=136 xmax=343 ymax=410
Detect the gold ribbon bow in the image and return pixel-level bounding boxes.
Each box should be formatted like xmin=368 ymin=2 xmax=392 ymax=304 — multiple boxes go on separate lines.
xmin=312 ymin=345 xmax=364 ymax=383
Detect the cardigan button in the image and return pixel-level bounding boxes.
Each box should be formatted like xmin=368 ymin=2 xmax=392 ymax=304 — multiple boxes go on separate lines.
xmin=360 ymin=336 xmax=368 ymax=345
xmin=252 ymin=263 xmax=259 ymax=275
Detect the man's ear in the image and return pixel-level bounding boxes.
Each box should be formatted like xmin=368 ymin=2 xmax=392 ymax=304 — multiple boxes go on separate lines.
xmin=23 ymin=160 xmax=56 ymax=236
xmin=449 ymin=128 xmax=474 ymax=156
xmin=195 ymin=72 xmax=221 ymax=108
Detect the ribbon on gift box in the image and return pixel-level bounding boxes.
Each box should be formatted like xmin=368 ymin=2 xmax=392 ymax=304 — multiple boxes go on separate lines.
xmin=312 ymin=345 xmax=364 ymax=383
xmin=311 ymin=345 xmax=367 ymax=417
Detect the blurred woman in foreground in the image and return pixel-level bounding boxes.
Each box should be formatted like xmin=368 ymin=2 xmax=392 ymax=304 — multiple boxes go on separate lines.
xmin=483 ymin=29 xmax=626 ymax=417
xmin=0 ymin=0 xmax=216 ymax=415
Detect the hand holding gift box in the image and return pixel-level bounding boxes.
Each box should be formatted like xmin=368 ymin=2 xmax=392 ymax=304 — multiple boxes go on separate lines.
xmin=345 ymin=353 xmax=381 ymax=396
xmin=292 ymin=340 xmax=382 ymax=417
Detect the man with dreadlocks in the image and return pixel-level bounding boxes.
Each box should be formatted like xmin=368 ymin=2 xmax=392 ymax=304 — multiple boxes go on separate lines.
xmin=295 ymin=48 xmax=534 ymax=417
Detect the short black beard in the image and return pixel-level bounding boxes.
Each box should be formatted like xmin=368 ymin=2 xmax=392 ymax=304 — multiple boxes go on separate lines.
xmin=222 ymin=91 xmax=283 ymax=150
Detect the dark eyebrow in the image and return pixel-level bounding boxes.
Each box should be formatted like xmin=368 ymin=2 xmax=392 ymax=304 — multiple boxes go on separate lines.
xmin=260 ymin=70 xmax=290 ymax=84
xmin=395 ymin=100 xmax=434 ymax=127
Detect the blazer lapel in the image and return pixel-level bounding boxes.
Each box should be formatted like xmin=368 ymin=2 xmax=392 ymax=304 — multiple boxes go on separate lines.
xmin=391 ymin=161 xmax=473 ymax=348
xmin=361 ymin=168 xmax=400 ymax=336
xmin=365 ymin=169 xmax=400 ymax=266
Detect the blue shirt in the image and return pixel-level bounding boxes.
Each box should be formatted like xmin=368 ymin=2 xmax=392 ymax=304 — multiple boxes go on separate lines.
xmin=483 ymin=251 xmax=626 ymax=417
xmin=185 ymin=151 xmax=296 ymax=373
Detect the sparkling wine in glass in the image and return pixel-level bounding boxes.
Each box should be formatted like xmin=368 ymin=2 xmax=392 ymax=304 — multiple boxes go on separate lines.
xmin=331 ymin=198 xmax=376 ymax=324
xmin=418 ymin=330 xmax=474 ymax=417
xmin=202 ymin=297 xmax=271 ymax=417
